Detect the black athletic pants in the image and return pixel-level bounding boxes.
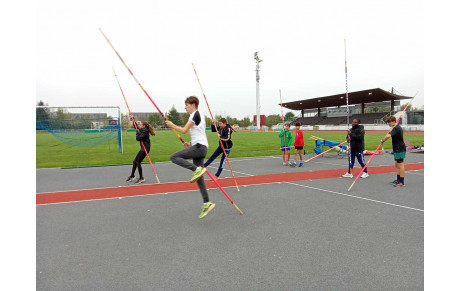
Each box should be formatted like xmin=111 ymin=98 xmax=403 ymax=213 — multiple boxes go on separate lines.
xmin=131 ymin=147 xmax=149 ymax=179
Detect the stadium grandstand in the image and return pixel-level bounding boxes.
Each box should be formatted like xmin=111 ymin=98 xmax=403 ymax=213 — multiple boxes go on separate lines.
xmin=282 ymin=88 xmax=419 ymax=126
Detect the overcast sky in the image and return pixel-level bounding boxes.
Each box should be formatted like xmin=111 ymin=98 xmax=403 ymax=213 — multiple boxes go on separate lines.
xmin=37 ymin=0 xmax=423 ymax=119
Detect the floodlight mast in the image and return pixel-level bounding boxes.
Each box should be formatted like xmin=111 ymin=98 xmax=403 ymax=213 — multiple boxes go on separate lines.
xmin=254 ymin=52 xmax=263 ymax=129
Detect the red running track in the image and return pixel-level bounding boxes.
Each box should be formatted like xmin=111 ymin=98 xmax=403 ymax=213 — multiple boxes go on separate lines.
xmin=37 ymin=163 xmax=424 ymax=205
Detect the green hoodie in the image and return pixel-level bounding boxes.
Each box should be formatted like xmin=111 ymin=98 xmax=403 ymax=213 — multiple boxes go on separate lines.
xmin=278 ymin=129 xmax=293 ymax=147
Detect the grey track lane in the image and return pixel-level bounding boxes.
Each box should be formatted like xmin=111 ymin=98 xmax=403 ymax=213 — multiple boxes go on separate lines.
xmin=36 ymin=152 xmax=424 ymax=193
xmin=37 ymin=172 xmax=423 ymax=290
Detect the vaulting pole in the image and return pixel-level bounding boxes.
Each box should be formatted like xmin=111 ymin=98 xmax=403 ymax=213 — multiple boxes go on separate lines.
xmin=192 ymin=63 xmax=240 ymax=191
xmin=112 ymin=67 xmax=160 ymax=184
xmin=347 ymin=93 xmax=417 ymax=191
xmin=99 ymin=28 xmax=185 ymax=145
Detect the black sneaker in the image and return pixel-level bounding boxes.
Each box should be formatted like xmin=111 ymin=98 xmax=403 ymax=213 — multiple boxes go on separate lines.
xmin=390 ymin=180 xmax=398 ymax=185
xmin=135 ymin=178 xmax=145 ymax=184
xmin=126 ymin=176 xmax=135 ymax=182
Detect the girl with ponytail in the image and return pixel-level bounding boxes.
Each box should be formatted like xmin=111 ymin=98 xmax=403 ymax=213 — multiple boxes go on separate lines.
xmin=126 ymin=121 xmax=155 ymax=184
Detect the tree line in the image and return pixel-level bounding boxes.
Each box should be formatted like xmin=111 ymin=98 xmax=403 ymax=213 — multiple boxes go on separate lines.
xmin=122 ymin=105 xmax=298 ymax=129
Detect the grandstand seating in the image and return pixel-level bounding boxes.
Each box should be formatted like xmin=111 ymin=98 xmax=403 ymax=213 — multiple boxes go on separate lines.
xmin=291 ymin=116 xmax=326 ymax=125
xmin=350 ymin=112 xmax=389 ymax=124
xmin=315 ymin=116 xmax=348 ymax=125
xmin=292 ymin=112 xmax=390 ymax=126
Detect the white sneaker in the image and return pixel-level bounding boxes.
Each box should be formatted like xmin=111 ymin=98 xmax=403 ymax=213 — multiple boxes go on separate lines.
xmin=342 ymin=172 xmax=353 ymax=178
xmin=360 ymin=172 xmax=369 ymax=178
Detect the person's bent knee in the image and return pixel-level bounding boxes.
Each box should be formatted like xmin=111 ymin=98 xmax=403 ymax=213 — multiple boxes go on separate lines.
xmin=170 ymin=152 xmax=179 ymax=164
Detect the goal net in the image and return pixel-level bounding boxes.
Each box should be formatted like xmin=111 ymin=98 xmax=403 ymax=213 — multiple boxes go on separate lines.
xmin=36 ymin=106 xmax=123 ymax=152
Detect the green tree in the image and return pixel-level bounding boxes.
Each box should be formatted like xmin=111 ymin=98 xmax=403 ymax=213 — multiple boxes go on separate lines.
xmin=180 ymin=113 xmax=190 ymax=126
xmin=148 ymin=113 xmax=164 ymax=127
xmin=204 ymin=116 xmax=213 ymax=127
xmin=265 ymin=114 xmax=282 ymax=127
xmin=240 ymin=117 xmax=252 ymax=127
xmin=166 ymin=106 xmax=183 ymax=126
xmin=121 ymin=113 xmax=131 ymax=129
xmin=225 ymin=115 xmax=239 ymax=127
xmin=36 ymin=100 xmax=49 ymax=122
xmin=284 ymin=112 xmax=295 ymax=122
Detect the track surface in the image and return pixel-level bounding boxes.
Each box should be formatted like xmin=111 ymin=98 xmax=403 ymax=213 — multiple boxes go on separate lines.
xmin=37 ymin=151 xmax=424 ymax=290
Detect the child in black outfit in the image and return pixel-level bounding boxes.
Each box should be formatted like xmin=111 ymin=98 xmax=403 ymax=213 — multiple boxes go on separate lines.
xmin=203 ymin=118 xmax=235 ymax=179
xmin=126 ymin=120 xmax=155 ymax=184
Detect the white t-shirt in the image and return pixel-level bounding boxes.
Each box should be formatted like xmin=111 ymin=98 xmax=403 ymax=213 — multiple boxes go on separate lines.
xmin=188 ymin=110 xmax=208 ymax=147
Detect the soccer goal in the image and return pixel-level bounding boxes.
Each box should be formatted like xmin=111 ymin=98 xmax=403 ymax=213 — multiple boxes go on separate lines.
xmin=36 ymin=106 xmax=123 ymax=153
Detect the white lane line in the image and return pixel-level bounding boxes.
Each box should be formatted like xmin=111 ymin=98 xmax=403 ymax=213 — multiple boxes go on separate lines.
xmin=312 ymin=161 xmax=347 ymax=167
xmin=37 ymin=182 xmax=281 ymax=206
xmin=406 ymin=170 xmax=425 ymax=176
xmin=228 ymin=157 xmax=279 ymax=162
xmin=406 ymin=172 xmax=424 ymax=176
xmin=206 ymin=166 xmax=254 ymax=176
xmin=285 ymin=182 xmax=424 ymax=212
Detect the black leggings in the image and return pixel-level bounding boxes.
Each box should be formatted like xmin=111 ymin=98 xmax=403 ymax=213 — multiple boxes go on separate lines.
xmin=131 ymin=148 xmax=149 ymax=179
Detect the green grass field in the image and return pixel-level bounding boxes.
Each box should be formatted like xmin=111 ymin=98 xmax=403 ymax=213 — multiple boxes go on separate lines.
xmin=36 ymin=130 xmax=424 ymax=168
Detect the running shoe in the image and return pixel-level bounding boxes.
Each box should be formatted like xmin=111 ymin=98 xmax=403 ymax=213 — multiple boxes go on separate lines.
xmin=199 ymin=202 xmax=215 ymax=219
xmin=126 ymin=176 xmax=135 ymax=182
xmin=393 ymin=182 xmax=405 ymax=187
xmin=190 ymin=166 xmax=207 ymax=183
xmin=135 ymin=178 xmax=145 ymax=184
xmin=290 ymin=162 xmax=297 ymax=168
xmin=298 ymin=162 xmax=304 ymax=167
xmin=342 ymin=172 xmax=353 ymax=178
xmin=390 ymin=180 xmax=399 ymax=185
xmin=360 ymin=172 xmax=369 ymax=178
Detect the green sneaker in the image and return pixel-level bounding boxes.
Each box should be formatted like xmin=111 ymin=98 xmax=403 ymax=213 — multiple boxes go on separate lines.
xmin=190 ymin=166 xmax=207 ymax=183
xmin=199 ymin=202 xmax=215 ymax=219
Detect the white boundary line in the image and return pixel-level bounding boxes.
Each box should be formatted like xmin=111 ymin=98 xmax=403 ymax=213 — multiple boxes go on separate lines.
xmin=312 ymin=161 xmax=347 ymax=167
xmin=225 ymin=156 xmax=280 ymax=162
xmin=206 ymin=166 xmax=254 ymax=176
xmin=37 ymin=182 xmax=278 ymax=206
xmin=406 ymin=170 xmax=424 ymax=176
xmin=285 ymin=182 xmax=424 ymax=212
xmin=36 ymin=179 xmax=192 ymax=194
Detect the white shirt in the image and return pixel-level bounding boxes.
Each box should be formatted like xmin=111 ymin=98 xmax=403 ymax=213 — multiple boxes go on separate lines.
xmin=188 ymin=110 xmax=208 ymax=147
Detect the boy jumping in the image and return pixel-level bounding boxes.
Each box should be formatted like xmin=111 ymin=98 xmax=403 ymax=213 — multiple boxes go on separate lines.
xmin=166 ymin=96 xmax=215 ymax=218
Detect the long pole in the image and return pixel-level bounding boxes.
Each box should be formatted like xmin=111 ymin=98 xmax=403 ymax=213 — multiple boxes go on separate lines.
xmin=255 ymin=52 xmax=262 ymax=129
xmin=100 ymin=28 xmax=241 ymax=215
xmin=344 ymin=39 xmax=350 ymax=129
xmin=304 ymin=141 xmax=347 ymax=164
xmin=112 ymin=67 xmax=160 ymax=184
xmin=347 ymin=93 xmax=417 ymax=191
xmin=99 ymin=28 xmax=185 ymax=145
xmin=344 ymin=39 xmax=351 ymax=173
xmin=192 ymin=63 xmax=240 ymax=192
xmin=279 ymin=89 xmax=288 ymax=165
xmin=206 ymin=169 xmax=243 ymax=215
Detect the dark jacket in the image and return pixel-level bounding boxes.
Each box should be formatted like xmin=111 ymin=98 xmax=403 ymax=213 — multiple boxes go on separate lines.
xmin=136 ymin=127 xmax=150 ymax=151
xmin=390 ymin=125 xmax=406 ymax=153
xmin=347 ymin=125 xmax=365 ymax=152
xmin=211 ymin=124 xmax=233 ymax=149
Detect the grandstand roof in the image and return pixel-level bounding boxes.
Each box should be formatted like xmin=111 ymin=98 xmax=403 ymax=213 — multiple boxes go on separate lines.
xmin=281 ymin=88 xmax=412 ymax=110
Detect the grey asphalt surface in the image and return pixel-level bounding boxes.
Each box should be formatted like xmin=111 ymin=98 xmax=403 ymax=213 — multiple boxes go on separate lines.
xmin=37 ymin=152 xmax=424 ymax=290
